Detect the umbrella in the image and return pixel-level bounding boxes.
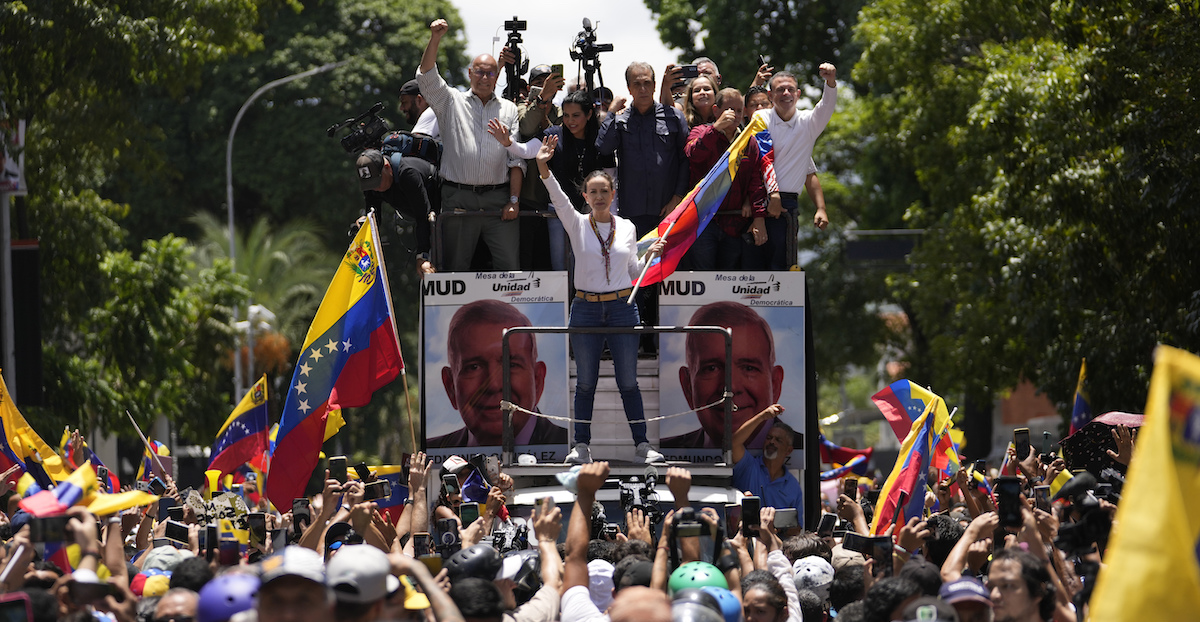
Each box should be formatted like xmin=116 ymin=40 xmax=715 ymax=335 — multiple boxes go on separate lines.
xmin=1059 ymin=411 xmax=1143 ymax=478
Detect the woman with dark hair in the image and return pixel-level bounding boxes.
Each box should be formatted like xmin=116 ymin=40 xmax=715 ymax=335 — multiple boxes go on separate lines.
xmin=516 ymin=134 xmax=666 ymax=465
xmin=488 ymin=90 xmax=616 ymax=271
xmin=741 ymin=572 xmax=790 ymax=622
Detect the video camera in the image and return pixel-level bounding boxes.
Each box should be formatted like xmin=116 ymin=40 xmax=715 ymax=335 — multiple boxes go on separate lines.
xmin=502 ymin=17 xmax=529 ymax=101
xmin=609 ymin=465 xmax=663 ymax=527
xmin=1052 ymin=472 xmax=1113 ymax=555
xmin=327 ymin=102 xmax=389 ymax=154
xmin=569 ymin=18 xmax=613 ymax=96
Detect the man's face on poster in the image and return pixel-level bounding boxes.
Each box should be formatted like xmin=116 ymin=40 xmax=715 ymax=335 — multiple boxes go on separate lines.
xmin=442 ymin=322 xmax=546 ymax=445
xmin=679 ymin=320 xmax=784 ymax=444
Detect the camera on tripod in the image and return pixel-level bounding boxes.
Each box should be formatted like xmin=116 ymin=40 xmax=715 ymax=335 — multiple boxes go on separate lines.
xmin=569 ymin=18 xmax=613 ymax=95
xmin=502 ymin=17 xmax=529 ymax=101
xmin=327 ymin=102 xmax=389 ymax=154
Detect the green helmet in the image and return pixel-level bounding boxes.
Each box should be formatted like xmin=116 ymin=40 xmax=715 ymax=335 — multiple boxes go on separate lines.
xmin=668 ymin=562 xmax=728 ymax=595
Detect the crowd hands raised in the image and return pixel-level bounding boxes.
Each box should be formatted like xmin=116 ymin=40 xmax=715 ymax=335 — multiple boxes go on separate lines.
xmin=362 ymin=17 xmax=839 ymax=275
xmin=0 ymin=417 xmax=1136 ymax=622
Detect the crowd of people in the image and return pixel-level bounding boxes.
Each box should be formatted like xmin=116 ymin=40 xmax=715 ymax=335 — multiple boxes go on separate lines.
xmin=0 ymin=413 xmax=1132 ymax=622
xmin=357 ymin=18 xmax=837 ymax=276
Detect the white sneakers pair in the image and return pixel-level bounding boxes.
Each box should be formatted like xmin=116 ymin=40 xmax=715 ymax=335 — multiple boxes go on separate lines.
xmin=564 ymin=442 xmax=665 ymax=464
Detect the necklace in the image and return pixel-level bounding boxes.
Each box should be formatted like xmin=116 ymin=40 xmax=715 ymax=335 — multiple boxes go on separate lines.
xmin=588 ymin=214 xmax=615 ymax=284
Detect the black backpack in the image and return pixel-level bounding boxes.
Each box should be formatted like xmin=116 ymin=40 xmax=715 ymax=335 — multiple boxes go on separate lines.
xmin=380 ymin=130 xmax=442 ymax=168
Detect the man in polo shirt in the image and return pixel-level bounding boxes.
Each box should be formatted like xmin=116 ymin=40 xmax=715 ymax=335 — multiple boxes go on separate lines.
xmin=417 ymin=18 xmax=525 ymax=272
xmin=731 ymin=404 xmax=803 ymax=521
xmin=756 ymin=64 xmax=838 ymax=270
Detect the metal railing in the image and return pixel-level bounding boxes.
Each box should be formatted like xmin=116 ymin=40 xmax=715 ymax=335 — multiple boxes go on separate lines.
xmin=499 ymin=325 xmax=733 ymax=467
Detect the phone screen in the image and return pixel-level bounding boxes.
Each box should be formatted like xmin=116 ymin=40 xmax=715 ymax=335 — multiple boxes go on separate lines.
xmin=442 ymin=473 xmax=460 ymax=495
xmin=995 ymin=476 xmax=1024 ymax=528
xmin=218 ymin=519 xmax=240 ymax=566
xmin=870 ymin=537 xmax=894 ymax=577
xmin=773 ymin=508 xmax=799 ymax=530
xmin=724 ymin=504 xmax=742 ymax=531
xmin=247 ymin=513 xmax=267 ymax=547
xmin=413 ymin=533 xmax=431 ymax=557
xmin=843 ymin=477 xmax=858 ymax=500
xmin=164 ymin=520 xmax=189 ymax=544
xmin=329 ymin=456 xmax=348 ymax=484
xmin=166 ymin=506 xmax=184 ymax=521
xmin=364 ymin=480 xmax=392 ymax=501
xmin=842 ymin=532 xmax=869 ymax=554
xmin=1034 ymin=485 xmax=1051 ymax=512
xmin=741 ymin=496 xmax=761 ymax=538
xmin=459 ymin=502 xmax=481 ymax=525
xmin=1014 ymin=428 xmax=1031 ymax=460
xmin=29 ymin=516 xmax=70 ymax=543
xmin=292 ymin=498 xmax=311 ymax=530
xmin=817 ymin=513 xmax=837 ymax=537
xmin=353 ymin=463 xmax=372 ymax=481
xmin=205 ymin=525 xmax=218 ymax=562
xmin=148 ymin=477 xmax=167 ymax=496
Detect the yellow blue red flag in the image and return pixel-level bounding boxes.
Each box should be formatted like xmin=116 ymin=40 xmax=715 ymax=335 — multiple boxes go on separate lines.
xmin=208 ymin=375 xmax=270 ymax=477
xmin=265 ymin=212 xmax=403 ymax=509
xmin=871 ymin=397 xmax=943 ymax=535
xmin=1090 ymin=346 xmax=1200 ymax=619
xmin=635 ymin=113 xmax=768 ymax=285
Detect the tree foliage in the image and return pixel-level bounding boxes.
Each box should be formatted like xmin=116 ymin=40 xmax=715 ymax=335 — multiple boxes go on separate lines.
xmin=852 ymin=0 xmax=1200 ymax=414
xmin=644 ymin=0 xmax=865 ymax=89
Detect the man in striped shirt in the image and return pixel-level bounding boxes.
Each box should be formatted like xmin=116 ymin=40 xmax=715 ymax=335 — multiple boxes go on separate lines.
xmin=418 ymin=18 xmax=525 ymax=272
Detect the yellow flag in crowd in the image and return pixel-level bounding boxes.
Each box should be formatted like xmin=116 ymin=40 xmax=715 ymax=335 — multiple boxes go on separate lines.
xmin=1090 ymin=346 xmax=1200 ymax=619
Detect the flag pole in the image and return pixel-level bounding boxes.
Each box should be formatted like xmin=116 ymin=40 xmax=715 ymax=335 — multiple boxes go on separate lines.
xmin=126 ymin=410 xmax=168 ymax=477
xmin=627 ymin=220 xmax=676 ymax=305
xmin=365 ymin=210 xmax=418 ymax=454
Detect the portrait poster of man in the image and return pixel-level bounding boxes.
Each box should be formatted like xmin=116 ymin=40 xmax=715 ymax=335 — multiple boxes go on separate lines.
xmin=657 ymin=271 xmax=806 ymax=464
xmin=421 ymin=271 xmax=570 ymax=464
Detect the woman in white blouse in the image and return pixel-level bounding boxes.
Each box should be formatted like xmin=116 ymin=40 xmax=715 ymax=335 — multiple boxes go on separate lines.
xmin=528 ymin=134 xmax=666 ymax=465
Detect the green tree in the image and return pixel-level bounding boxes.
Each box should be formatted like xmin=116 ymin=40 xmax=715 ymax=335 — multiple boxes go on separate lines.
xmin=852 ymin=0 xmax=1200 ymax=417
xmin=644 ymin=0 xmax=865 ymax=89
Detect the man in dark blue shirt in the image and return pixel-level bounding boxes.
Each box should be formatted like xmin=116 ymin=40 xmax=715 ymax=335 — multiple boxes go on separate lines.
xmin=596 ymin=62 xmax=690 ymax=238
xmin=731 ymin=403 xmax=804 ymax=523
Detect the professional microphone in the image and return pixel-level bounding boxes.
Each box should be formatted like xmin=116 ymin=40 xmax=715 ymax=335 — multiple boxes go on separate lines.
xmin=644 ymin=465 xmax=658 ymax=490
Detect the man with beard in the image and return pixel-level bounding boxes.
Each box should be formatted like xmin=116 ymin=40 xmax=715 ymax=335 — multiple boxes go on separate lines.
xmin=731 ymin=404 xmax=803 ymax=519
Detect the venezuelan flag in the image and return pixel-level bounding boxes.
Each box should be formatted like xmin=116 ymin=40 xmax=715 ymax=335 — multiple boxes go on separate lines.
xmin=819 ymin=433 xmax=874 ymax=466
xmin=19 ymin=462 xmax=99 ymax=516
xmin=1090 ymin=346 xmax=1200 ymax=619
xmin=208 ymin=375 xmax=270 ymax=477
xmin=820 ymin=455 xmax=869 ymax=480
xmin=1068 ymin=358 xmax=1093 ymax=435
xmin=872 ymin=380 xmax=960 ymax=475
xmin=265 ymin=211 xmax=404 ymax=509
xmin=1 ymin=375 xmax=67 ymax=487
xmin=135 ymin=440 xmax=170 ymax=482
xmin=635 ymin=113 xmax=769 ymax=285
xmin=871 ymin=397 xmax=942 ymax=535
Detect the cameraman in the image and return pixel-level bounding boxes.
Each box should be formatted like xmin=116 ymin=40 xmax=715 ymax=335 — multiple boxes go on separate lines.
xmin=357 ymin=149 xmax=438 ymax=274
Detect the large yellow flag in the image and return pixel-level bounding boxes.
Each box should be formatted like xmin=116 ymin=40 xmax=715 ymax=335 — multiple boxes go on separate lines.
xmin=1089 ymin=346 xmax=1200 ymax=619
xmin=0 ymin=374 xmax=68 ymax=482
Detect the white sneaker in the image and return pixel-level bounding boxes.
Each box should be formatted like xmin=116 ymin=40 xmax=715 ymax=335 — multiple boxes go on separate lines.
xmin=636 ymin=442 xmax=665 ymax=464
xmin=565 ymin=443 xmax=592 ymax=464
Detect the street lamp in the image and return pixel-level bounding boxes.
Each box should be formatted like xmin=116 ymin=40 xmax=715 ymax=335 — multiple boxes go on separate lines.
xmin=226 ymin=60 xmax=349 ymax=398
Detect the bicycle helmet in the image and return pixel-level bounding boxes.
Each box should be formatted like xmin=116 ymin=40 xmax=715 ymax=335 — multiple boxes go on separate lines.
xmin=699 ymin=586 xmax=743 ymax=622
xmin=667 ymin=562 xmax=728 ymax=595
xmin=197 ymin=573 xmax=260 ymax=622
xmin=672 ymin=602 xmax=725 ymax=622
xmin=672 ymin=588 xmax=722 ymax=615
xmin=444 ymin=544 xmax=502 ymax=582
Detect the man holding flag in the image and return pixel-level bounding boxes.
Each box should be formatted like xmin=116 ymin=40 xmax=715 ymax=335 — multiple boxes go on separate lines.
xmin=265 ymin=212 xmax=404 ymax=509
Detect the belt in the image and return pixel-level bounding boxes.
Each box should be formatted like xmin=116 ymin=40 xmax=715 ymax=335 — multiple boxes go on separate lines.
xmin=575 ymin=288 xmax=634 ymax=302
xmin=444 ymin=180 xmax=508 ymax=193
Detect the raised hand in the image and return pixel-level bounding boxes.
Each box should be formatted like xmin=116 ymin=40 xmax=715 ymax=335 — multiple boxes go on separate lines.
xmin=536 ymin=134 xmax=558 ymax=165
xmin=487 ymin=119 xmax=513 ymax=147
xmin=818 ymin=63 xmax=837 ymax=86
xmin=1106 ymin=424 xmax=1136 ymax=465
xmin=429 ymin=19 xmax=449 ymax=38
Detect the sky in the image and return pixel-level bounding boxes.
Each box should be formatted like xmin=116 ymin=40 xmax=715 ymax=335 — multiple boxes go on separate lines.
xmin=445 ymin=0 xmax=683 ymax=101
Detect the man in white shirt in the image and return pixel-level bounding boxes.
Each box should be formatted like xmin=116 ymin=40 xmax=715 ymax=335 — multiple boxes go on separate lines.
xmin=757 ymin=63 xmax=837 ymax=269
xmin=417 ymin=19 xmax=524 ymax=271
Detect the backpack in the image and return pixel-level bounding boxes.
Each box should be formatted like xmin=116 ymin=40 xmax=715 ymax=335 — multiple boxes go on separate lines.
xmin=380 ymin=130 xmax=442 ymax=168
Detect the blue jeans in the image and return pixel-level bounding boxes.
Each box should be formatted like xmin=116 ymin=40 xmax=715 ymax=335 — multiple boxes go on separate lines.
xmin=569 ymin=297 xmax=647 ymax=445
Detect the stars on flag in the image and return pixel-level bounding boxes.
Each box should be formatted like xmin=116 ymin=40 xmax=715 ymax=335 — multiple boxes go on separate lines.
xmin=294 ymin=381 xmax=307 ymax=395
xmin=325 ymin=338 xmax=339 ymax=353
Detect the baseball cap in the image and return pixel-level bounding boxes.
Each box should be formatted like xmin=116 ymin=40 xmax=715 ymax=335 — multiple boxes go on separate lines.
xmin=142 ymin=546 xmax=189 ymax=573
xmin=529 ymin=65 xmax=553 ymax=84
xmin=588 ymin=559 xmax=615 ymax=611
xmin=792 ymin=556 xmax=835 ymax=601
xmin=325 ymin=522 xmax=364 ymax=551
xmin=938 ymin=576 xmax=992 ymax=607
xmin=830 ymin=544 xmax=866 ymax=571
xmin=442 ymin=455 xmax=470 ymax=475
xmin=356 ymin=150 xmax=386 ymax=192
xmin=260 ymin=546 xmax=325 ymax=586
xmin=400 ymin=79 xmax=421 ymax=96
xmin=399 ymin=576 xmax=431 ymax=610
xmin=326 ymin=544 xmax=398 ymax=604
xmin=901 ymin=596 xmax=960 ymax=622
